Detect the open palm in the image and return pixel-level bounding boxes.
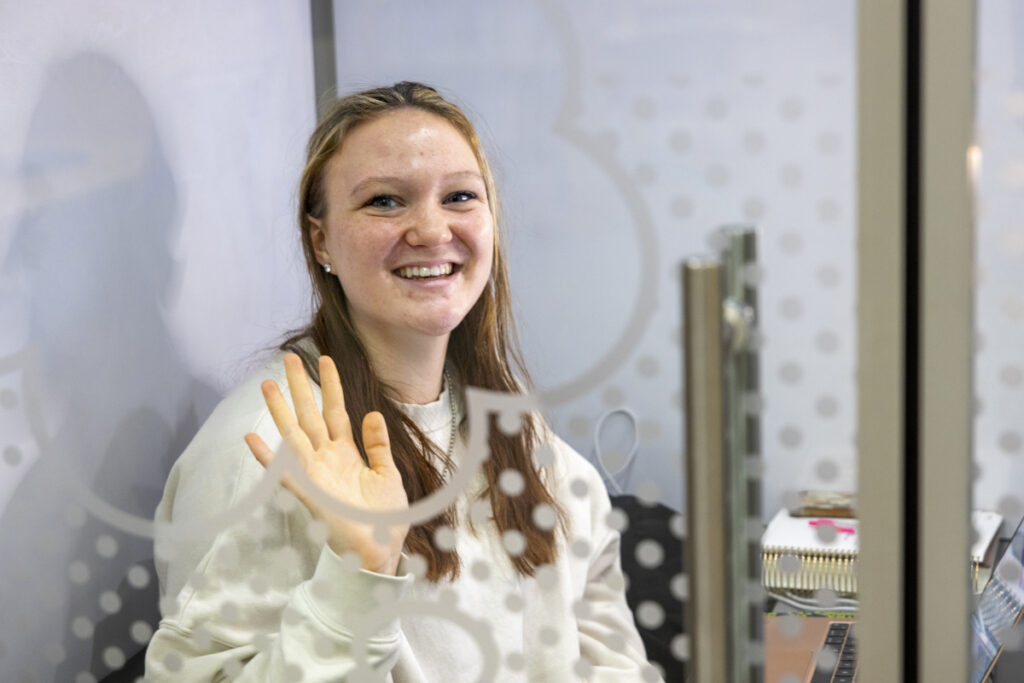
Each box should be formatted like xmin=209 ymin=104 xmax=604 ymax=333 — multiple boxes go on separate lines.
xmin=244 ymin=353 xmax=409 ymax=575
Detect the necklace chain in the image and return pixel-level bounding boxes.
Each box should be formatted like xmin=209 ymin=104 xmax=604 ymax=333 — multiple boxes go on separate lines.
xmin=443 ymin=368 xmax=457 ymax=477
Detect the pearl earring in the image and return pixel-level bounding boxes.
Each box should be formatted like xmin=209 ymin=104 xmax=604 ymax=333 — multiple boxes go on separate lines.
xmin=323 ymin=263 xmax=332 ymax=274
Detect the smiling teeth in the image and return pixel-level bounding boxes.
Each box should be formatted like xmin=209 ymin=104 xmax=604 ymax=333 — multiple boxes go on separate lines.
xmin=398 ymin=263 xmax=453 ymax=279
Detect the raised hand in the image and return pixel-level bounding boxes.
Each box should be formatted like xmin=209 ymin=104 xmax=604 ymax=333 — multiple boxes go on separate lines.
xmin=244 ymin=353 xmax=409 ymax=575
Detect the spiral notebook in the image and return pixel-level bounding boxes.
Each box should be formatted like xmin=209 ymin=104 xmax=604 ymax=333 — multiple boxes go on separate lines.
xmin=762 ymin=508 xmax=1003 ymax=597
xmin=762 ymin=509 xmax=860 ymax=595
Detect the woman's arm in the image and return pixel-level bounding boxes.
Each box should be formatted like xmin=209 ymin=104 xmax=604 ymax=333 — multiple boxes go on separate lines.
xmin=145 ymin=353 xmax=412 ymax=681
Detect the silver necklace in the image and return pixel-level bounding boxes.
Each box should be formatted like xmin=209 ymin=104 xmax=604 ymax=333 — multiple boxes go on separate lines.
xmin=442 ymin=368 xmax=457 ymax=477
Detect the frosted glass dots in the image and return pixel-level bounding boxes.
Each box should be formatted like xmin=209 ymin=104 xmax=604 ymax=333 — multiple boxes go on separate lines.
xmin=1000 ymin=365 xmax=1022 ymax=388
xmin=816 ymin=395 xmax=840 ymax=418
xmin=636 ymin=539 xmax=664 ymax=569
xmin=779 ymin=163 xmax=803 ymax=188
xmin=433 ymin=525 xmax=457 ymax=551
xmin=817 ymin=198 xmax=841 ymax=222
xmin=815 ymin=588 xmax=840 ymax=608
xmin=535 ymin=565 xmax=559 ymax=589
xmin=498 ymin=410 xmax=522 ymax=435
xmin=505 ymin=592 xmax=525 ymax=613
xmin=502 ymin=530 xmax=526 ymax=556
xmin=470 ymin=560 xmax=491 ymax=581
xmin=670 ymin=573 xmax=689 ymax=600
xmin=997 ymin=495 xmax=1023 ymax=521
xmin=498 ymin=469 xmax=525 ymax=496
xmin=127 ymin=564 xmax=150 ymax=589
xmin=71 ymin=616 xmax=94 ymax=639
xmin=642 ymin=663 xmax=663 ymax=682
xmin=816 ymin=330 xmax=840 ymax=354
xmin=779 ymin=231 xmax=803 ymax=254
xmin=706 ymin=97 xmax=728 ymax=120
xmin=671 ymin=634 xmax=690 ymax=661
xmin=780 ymin=297 xmax=803 ymax=320
xmin=780 ymin=96 xmax=804 ymax=120
xmin=68 ymin=561 xmax=90 ymax=585
xmin=779 ymin=362 xmax=803 ymax=384
xmin=742 ymin=197 xmax=765 ymax=220
xmin=632 ymin=97 xmax=655 ymax=119
xmin=670 ymin=194 xmax=693 ymax=219
xmin=779 ymin=614 xmax=804 ymax=638
xmin=705 ymin=164 xmax=730 ymax=187
xmin=98 ymin=590 xmax=122 ymax=615
xmin=815 ymin=459 xmax=840 ymax=482
xmin=404 ymin=553 xmax=428 ymax=579
xmin=779 ymin=425 xmax=803 ymax=449
xmin=3 ymin=446 xmax=21 ymax=467
xmin=815 ymin=647 xmax=838 ymax=672
xmin=574 ymin=657 xmax=594 ymax=677
xmin=814 ymin=522 xmax=839 ymax=544
xmin=95 ymin=534 xmax=118 ymax=559
xmin=779 ymin=554 xmax=802 ymax=575
xmin=635 ymin=355 xmax=659 ymax=377
xmin=130 ymin=621 xmax=153 ymax=645
xmin=742 ymin=129 xmax=765 ymax=154
xmin=669 ymin=129 xmax=691 ymax=153
xmin=532 ymin=504 xmax=557 ymax=530
xmin=817 ymin=130 xmax=842 ymax=155
xmin=817 ymin=265 xmax=841 ymax=288
xmin=538 ymin=626 xmax=559 ymax=646
xmin=999 ymin=431 xmax=1022 ymax=454
xmin=636 ymin=600 xmax=666 ymax=629
xmin=102 ymin=646 xmax=125 ymax=670
xmin=506 ymin=651 xmax=526 ymax=671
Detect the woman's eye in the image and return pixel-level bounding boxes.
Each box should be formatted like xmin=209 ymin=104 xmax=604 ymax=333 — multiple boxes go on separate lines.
xmin=365 ymin=195 xmax=399 ymax=209
xmin=445 ymin=191 xmax=477 ymax=204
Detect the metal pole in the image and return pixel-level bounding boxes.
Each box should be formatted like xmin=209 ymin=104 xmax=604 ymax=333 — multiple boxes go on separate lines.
xmin=720 ymin=227 xmax=761 ymax=683
xmin=309 ymin=0 xmax=338 ymax=119
xmin=857 ymin=0 xmax=908 ymax=680
xmin=683 ymin=259 xmax=728 ymax=682
xmin=918 ymin=0 xmax=974 ymax=678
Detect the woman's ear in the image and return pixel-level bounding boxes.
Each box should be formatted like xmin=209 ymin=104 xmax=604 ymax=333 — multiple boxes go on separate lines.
xmin=308 ymin=214 xmax=329 ymax=266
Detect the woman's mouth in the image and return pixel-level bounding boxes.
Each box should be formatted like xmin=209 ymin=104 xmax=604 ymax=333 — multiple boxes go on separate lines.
xmin=395 ymin=263 xmax=455 ymax=280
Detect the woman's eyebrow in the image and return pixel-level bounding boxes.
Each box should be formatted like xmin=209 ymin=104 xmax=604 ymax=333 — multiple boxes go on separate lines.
xmin=349 ymin=171 xmax=484 ymax=197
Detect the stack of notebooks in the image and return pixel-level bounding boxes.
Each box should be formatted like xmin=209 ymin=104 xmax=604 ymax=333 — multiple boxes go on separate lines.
xmin=761 ymin=507 xmax=1003 ymax=596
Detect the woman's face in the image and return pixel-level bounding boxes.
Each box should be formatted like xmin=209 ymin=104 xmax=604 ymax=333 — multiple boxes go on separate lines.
xmin=310 ymin=108 xmax=494 ymax=346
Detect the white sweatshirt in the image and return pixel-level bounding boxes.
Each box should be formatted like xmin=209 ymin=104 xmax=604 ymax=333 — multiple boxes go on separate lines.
xmin=145 ymin=353 xmax=658 ymax=681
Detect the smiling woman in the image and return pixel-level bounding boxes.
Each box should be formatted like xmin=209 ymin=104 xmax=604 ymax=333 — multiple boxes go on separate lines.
xmin=144 ymin=82 xmax=659 ymax=681
xmin=308 ymin=107 xmax=495 ymax=357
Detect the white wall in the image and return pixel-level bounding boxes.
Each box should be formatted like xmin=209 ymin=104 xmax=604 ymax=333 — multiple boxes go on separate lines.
xmin=0 ymin=2 xmax=315 ymax=679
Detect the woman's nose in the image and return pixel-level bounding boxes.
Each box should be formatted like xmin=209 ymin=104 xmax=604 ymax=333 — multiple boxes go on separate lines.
xmin=404 ymin=204 xmax=453 ymax=247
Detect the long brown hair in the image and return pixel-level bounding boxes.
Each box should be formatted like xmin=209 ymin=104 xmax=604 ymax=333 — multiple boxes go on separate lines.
xmin=283 ymin=82 xmax=565 ymax=581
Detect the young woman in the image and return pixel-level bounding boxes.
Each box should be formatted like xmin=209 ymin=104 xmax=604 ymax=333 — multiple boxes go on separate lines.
xmin=145 ymin=82 xmax=658 ymax=681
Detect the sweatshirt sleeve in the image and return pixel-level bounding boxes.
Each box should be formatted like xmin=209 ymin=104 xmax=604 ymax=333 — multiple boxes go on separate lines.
xmin=144 ymin=358 xmax=413 ymax=681
xmin=145 ymin=544 xmax=412 ymax=682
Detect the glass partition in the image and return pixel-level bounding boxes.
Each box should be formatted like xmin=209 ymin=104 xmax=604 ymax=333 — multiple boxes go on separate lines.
xmin=971 ymin=1 xmax=1024 ymax=680
xmin=0 ymin=2 xmax=912 ymax=682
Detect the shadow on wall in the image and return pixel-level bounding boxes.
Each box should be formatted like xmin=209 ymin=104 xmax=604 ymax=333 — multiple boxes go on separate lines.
xmin=0 ymin=52 xmax=218 ymax=682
